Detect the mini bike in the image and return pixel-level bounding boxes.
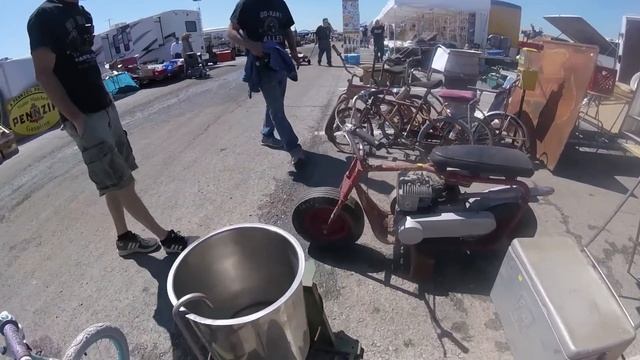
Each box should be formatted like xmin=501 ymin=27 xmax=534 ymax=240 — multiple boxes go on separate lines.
xmin=292 ymin=101 xmax=553 ymax=277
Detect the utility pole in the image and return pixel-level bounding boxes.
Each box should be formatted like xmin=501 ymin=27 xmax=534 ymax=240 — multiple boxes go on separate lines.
xmin=107 ymin=18 xmax=112 ymax=29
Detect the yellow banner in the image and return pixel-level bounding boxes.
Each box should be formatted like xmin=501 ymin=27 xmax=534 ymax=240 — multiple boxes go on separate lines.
xmin=7 ymin=86 xmax=59 ymax=136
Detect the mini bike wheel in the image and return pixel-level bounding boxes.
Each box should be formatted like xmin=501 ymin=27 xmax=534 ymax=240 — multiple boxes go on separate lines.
xmin=292 ymin=187 xmax=365 ymax=247
xmin=63 ymin=323 xmax=129 ymax=360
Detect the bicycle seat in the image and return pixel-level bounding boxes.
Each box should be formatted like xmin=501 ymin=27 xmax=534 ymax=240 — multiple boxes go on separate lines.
xmin=384 ymin=65 xmax=405 ymax=75
xmin=436 ymin=89 xmax=477 ymax=103
xmin=430 ymin=145 xmax=534 ymax=178
xmin=411 ymin=79 xmax=443 ymax=90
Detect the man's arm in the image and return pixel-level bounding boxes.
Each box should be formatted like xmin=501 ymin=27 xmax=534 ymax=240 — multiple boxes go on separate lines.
xmin=32 ymin=48 xmax=85 ymax=134
xmin=285 ymin=28 xmax=300 ymax=64
xmin=227 ymin=22 xmax=263 ymax=57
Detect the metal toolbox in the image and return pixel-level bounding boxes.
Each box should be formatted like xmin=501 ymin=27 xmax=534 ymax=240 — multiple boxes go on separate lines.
xmin=491 ymin=236 xmax=636 ymax=360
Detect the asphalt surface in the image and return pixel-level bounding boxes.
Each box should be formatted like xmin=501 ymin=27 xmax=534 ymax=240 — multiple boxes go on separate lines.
xmin=2 ymin=49 xmax=640 ymax=359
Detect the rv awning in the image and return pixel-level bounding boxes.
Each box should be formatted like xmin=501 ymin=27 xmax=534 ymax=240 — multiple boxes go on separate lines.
xmin=376 ymin=0 xmax=491 ymax=24
xmin=375 ymin=0 xmax=491 ymax=46
xmin=544 ymin=15 xmax=618 ymax=56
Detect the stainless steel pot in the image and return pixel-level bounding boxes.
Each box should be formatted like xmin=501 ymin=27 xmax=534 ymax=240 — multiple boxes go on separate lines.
xmin=167 ymin=224 xmax=309 ymax=360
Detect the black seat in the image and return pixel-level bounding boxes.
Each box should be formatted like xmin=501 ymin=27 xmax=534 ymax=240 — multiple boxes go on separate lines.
xmin=430 ymin=145 xmax=534 ymax=178
xmin=383 ymin=65 xmax=405 ymax=75
xmin=411 ymin=79 xmax=443 ymax=90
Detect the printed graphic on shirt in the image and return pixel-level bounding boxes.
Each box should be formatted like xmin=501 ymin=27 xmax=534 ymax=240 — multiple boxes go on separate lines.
xmin=260 ymin=10 xmax=285 ymax=43
xmin=63 ymin=14 xmax=97 ymax=69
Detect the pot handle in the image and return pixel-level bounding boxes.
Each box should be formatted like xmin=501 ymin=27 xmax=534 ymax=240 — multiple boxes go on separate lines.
xmin=172 ymin=293 xmax=222 ymax=360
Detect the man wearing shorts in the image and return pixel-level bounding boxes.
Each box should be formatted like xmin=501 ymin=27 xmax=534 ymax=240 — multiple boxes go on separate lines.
xmin=28 ymin=0 xmax=188 ymax=256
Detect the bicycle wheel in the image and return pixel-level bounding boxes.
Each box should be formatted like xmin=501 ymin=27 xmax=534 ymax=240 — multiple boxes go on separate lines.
xmin=467 ymin=116 xmax=494 ymax=146
xmin=63 ymin=323 xmax=129 ymax=360
xmin=325 ymin=96 xmax=355 ymax=153
xmin=481 ymin=112 xmax=532 ymax=155
xmin=417 ymin=117 xmax=472 ymax=156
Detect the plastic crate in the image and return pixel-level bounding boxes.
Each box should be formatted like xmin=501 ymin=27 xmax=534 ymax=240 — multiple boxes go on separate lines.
xmin=589 ymin=66 xmax=617 ymax=96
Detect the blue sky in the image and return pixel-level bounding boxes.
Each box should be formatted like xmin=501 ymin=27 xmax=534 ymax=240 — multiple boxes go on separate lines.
xmin=1 ymin=0 xmax=638 ymax=59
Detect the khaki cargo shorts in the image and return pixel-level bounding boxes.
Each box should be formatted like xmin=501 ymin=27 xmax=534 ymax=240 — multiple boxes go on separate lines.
xmin=64 ymin=104 xmax=138 ymax=196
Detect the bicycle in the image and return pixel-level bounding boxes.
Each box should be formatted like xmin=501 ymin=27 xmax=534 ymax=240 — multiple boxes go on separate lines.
xmin=325 ymin=45 xmax=440 ymax=153
xmin=1 ymin=311 xmax=129 ymax=360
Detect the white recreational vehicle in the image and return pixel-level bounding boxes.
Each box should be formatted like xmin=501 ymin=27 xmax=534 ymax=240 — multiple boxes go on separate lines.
xmin=93 ymin=10 xmax=205 ymax=65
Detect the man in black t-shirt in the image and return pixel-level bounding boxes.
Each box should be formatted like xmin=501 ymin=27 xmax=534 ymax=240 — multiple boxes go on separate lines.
xmin=28 ymin=0 xmax=188 ymax=255
xmin=371 ymin=20 xmax=386 ymax=63
xmin=228 ymin=0 xmax=305 ymax=167
xmin=315 ymin=18 xmax=333 ymax=66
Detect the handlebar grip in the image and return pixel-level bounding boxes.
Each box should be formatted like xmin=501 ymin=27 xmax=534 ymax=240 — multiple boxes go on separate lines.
xmin=331 ymin=44 xmax=342 ymax=57
xmin=2 ymin=323 xmax=31 ymax=359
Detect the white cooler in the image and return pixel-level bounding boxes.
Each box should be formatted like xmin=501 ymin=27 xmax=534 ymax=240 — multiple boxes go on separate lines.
xmin=491 ymin=236 xmax=636 ymax=360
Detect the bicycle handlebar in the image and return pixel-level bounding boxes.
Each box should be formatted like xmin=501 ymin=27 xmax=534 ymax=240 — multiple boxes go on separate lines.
xmin=332 ymin=44 xmax=358 ymax=77
xmin=1 ymin=321 xmax=31 ymax=360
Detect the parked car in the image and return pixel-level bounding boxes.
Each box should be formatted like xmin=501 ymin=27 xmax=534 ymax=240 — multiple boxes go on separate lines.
xmin=0 ymin=125 xmax=19 ymax=165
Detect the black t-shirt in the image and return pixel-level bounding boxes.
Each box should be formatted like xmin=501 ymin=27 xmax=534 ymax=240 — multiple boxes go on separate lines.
xmin=315 ymin=26 xmax=331 ymax=44
xmin=371 ymin=25 xmax=385 ymax=44
xmin=230 ymin=0 xmax=295 ymax=47
xmin=28 ymin=0 xmax=111 ymax=114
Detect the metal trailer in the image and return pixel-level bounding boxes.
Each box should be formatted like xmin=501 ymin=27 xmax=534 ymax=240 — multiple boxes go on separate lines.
xmin=93 ymin=10 xmax=206 ymax=65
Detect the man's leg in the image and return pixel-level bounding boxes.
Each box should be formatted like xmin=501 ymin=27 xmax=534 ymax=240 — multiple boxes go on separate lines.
xmin=259 ymin=69 xmax=301 ymax=153
xmin=113 ymin=182 xmax=167 ymax=240
xmin=318 ymin=46 xmax=325 ymax=65
xmin=106 ymin=105 xmax=188 ymax=254
xmin=105 ymin=192 xmax=128 ymax=236
xmin=260 ymin=106 xmax=284 ymax=149
xmin=326 ymin=45 xmax=332 ymax=66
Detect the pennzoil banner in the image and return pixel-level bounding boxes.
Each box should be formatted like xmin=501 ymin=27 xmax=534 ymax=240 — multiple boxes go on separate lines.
xmin=6 ymin=85 xmax=60 ymax=136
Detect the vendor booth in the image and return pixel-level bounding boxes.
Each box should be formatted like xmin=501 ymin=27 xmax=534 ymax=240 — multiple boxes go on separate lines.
xmin=375 ymin=0 xmax=491 ymax=48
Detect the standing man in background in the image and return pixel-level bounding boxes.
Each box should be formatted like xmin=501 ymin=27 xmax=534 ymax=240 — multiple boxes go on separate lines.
xmin=170 ymin=36 xmax=182 ymax=59
xmin=371 ymin=20 xmax=386 ymax=63
xmin=315 ymin=18 xmax=333 ymax=67
xmin=361 ymin=25 xmax=369 ymax=48
xmin=227 ymin=0 xmax=305 ymax=167
xmin=28 ymin=0 xmax=189 ymax=256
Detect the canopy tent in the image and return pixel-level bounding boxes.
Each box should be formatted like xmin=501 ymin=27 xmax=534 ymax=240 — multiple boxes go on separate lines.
xmin=376 ymin=0 xmax=491 ymax=46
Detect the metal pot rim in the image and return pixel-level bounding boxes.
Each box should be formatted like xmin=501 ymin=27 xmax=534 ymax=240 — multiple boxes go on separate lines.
xmin=167 ymin=223 xmax=306 ymax=326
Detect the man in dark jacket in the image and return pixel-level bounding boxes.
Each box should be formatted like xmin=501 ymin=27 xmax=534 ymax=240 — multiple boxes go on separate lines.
xmin=371 ymin=20 xmax=386 ymax=63
xmin=315 ymin=18 xmax=333 ymax=66
xmin=228 ymin=0 xmax=305 ymax=167
xmin=27 ymin=0 xmax=189 ymax=255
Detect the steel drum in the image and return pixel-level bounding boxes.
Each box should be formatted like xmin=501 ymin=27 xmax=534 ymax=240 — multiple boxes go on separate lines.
xmin=167 ymin=224 xmax=309 ymax=360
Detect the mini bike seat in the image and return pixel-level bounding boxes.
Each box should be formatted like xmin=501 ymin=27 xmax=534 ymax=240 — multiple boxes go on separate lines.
xmin=430 ymin=145 xmax=534 ymax=178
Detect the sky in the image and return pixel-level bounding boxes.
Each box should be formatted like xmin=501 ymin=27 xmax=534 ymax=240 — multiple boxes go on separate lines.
xmin=1 ymin=0 xmax=638 ymax=59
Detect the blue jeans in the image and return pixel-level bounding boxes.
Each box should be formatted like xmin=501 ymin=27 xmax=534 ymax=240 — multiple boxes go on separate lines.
xmin=259 ymin=67 xmax=301 ymax=153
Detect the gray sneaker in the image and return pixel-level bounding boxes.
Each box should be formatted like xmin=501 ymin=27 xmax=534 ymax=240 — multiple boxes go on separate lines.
xmin=261 ymin=136 xmax=284 ymax=150
xmin=117 ymin=231 xmax=160 ymax=256
xmin=290 ymin=147 xmax=305 ymax=169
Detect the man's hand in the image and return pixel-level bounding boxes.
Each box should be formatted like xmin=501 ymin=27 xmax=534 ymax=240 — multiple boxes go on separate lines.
xmin=246 ymin=40 xmax=264 ymax=57
xmin=71 ymin=115 xmax=86 ymax=137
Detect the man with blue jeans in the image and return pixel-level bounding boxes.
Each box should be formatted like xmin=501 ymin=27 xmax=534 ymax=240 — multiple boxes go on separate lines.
xmin=228 ymin=0 xmax=305 ymax=167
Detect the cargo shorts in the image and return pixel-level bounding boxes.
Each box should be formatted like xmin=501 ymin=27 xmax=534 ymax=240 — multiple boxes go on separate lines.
xmin=64 ymin=104 xmax=138 ymax=196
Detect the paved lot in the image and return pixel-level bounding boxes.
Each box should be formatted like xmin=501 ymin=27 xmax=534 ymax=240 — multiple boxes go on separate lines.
xmin=2 ymin=50 xmax=640 ymax=359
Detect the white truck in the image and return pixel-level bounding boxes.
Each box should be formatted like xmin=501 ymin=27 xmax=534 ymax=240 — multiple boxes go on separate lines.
xmin=93 ymin=10 xmax=206 ymax=65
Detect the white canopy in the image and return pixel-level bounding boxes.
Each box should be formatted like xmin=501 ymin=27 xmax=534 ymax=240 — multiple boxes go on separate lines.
xmin=376 ymin=0 xmax=491 ymax=46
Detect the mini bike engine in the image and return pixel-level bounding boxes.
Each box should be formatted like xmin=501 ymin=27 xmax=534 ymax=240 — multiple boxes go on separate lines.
xmin=395 ymin=171 xmax=497 ymax=245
